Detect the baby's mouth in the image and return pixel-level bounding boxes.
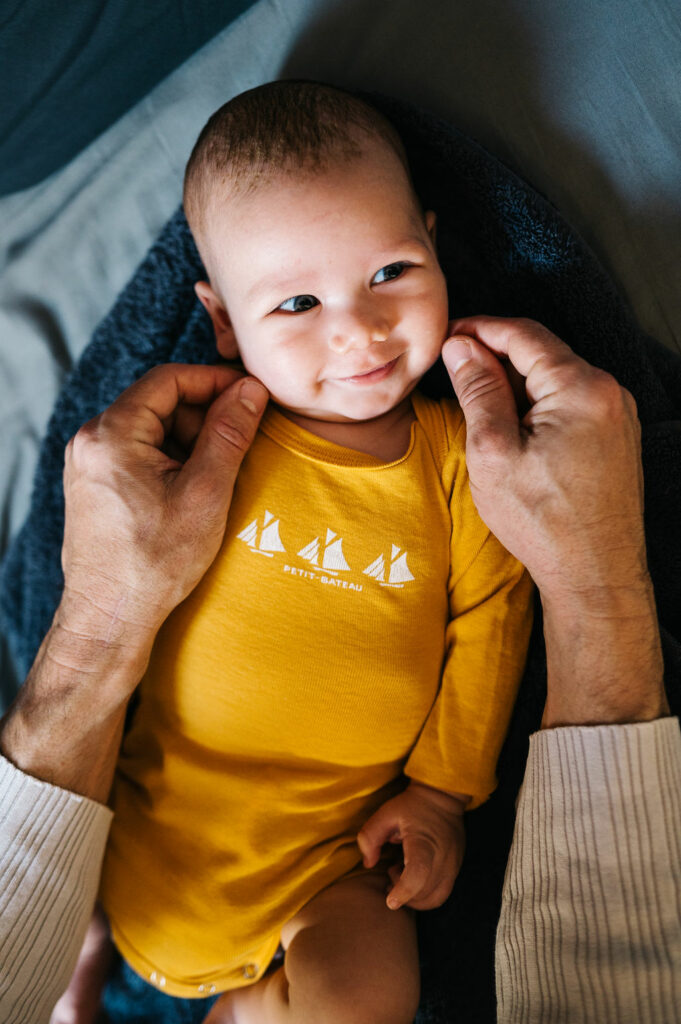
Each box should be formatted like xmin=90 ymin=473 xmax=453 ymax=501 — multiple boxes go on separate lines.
xmin=337 ymin=357 xmax=399 ymax=385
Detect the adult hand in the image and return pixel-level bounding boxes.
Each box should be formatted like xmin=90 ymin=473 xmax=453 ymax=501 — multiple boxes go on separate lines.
xmin=442 ymin=316 xmax=666 ymax=726
xmin=0 ymin=364 xmax=267 ymax=799
xmin=60 ymin=364 xmax=268 ymax=651
xmin=442 ymin=316 xmax=645 ymax=597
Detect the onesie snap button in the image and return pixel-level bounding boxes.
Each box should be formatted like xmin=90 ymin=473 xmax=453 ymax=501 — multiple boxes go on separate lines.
xmin=159 ymin=976 xmax=166 ymax=988
xmin=209 ymin=984 xmax=217 ymax=994
xmin=198 ymin=984 xmax=206 ymax=993
xmin=150 ymin=971 xmax=157 ymax=983
xmin=242 ymin=963 xmax=258 ymax=979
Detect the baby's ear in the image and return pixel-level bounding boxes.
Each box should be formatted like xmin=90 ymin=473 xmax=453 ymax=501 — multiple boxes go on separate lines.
xmin=194 ymin=281 xmax=238 ymax=359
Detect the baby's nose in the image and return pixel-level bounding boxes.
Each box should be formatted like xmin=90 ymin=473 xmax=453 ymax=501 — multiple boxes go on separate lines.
xmin=328 ymin=308 xmax=390 ymax=353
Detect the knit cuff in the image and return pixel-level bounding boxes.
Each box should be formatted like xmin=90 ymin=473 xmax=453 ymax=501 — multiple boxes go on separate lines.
xmin=0 ymin=754 xmax=113 ymax=1024
xmin=496 ymin=717 xmax=681 ymax=1023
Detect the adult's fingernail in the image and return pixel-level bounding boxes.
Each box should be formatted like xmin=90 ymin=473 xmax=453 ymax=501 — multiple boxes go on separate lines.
xmin=239 ymin=378 xmax=268 ymax=415
xmin=444 ymin=337 xmax=473 ymax=373
xmin=387 ymin=896 xmax=401 ymax=910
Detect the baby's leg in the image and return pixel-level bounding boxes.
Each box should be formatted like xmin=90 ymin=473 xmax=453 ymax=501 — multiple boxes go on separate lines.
xmin=49 ymin=903 xmax=114 ymax=1024
xmin=203 ymin=871 xmax=419 ymax=1024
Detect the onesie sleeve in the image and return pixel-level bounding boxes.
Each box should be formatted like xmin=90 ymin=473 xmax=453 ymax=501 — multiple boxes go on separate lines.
xmin=405 ymin=406 xmax=534 ymax=809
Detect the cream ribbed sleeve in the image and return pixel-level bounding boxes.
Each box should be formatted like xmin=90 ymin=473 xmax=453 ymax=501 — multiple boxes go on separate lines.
xmin=496 ymin=717 xmax=681 ymax=1023
xmin=2 ymin=719 xmax=679 ymax=1024
xmin=0 ymin=754 xmax=112 ymax=1024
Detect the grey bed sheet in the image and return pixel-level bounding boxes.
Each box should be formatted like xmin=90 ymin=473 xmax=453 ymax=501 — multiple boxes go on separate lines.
xmin=2 ymin=0 xmax=680 ymax=695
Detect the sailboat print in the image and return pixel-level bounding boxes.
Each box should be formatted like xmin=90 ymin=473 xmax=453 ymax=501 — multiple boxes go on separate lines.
xmin=363 ymin=544 xmax=415 ymax=588
xmin=237 ymin=510 xmax=286 ymax=557
xmin=297 ymin=528 xmax=351 ymax=575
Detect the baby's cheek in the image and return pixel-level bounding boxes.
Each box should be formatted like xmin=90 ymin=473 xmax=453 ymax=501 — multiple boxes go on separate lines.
xmin=411 ymin=286 xmax=448 ymax=330
xmin=241 ymin=347 xmax=286 ymax=390
xmin=409 ymin=319 xmax=447 ymax=370
xmin=269 ymin=350 xmax=304 ymax=389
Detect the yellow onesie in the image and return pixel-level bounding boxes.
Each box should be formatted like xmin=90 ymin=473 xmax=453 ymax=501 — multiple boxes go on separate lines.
xmin=99 ymin=390 xmax=534 ymax=997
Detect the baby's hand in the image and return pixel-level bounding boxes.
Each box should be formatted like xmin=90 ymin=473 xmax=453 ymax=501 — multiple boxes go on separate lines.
xmin=357 ymin=781 xmax=468 ymax=911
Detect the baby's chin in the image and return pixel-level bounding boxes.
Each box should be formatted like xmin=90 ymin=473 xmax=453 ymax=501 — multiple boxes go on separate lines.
xmin=273 ymin=391 xmax=416 ymax=426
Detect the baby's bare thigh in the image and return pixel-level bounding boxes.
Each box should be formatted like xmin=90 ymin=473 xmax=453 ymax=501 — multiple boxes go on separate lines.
xmin=280 ymin=871 xmax=420 ymax=1024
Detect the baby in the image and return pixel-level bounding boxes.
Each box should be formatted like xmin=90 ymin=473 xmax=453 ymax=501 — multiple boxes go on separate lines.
xmin=54 ymin=81 xmax=533 ymax=1024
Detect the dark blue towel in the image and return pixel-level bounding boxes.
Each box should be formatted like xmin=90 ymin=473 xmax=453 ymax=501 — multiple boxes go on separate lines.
xmin=1 ymin=94 xmax=680 ymax=1023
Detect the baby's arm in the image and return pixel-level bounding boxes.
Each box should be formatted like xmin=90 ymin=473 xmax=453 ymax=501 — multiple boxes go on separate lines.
xmin=357 ymin=781 xmax=469 ymax=910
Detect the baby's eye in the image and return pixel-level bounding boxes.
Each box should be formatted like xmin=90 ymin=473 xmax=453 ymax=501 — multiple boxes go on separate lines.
xmin=372 ymin=262 xmax=408 ymax=284
xmin=277 ymin=295 xmax=319 ymax=313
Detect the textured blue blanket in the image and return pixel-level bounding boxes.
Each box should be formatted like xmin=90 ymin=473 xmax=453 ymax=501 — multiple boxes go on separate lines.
xmin=1 ymin=94 xmax=680 ymax=1022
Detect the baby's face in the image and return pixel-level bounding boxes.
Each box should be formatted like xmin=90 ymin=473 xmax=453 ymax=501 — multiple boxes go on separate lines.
xmin=196 ymin=139 xmax=449 ymax=425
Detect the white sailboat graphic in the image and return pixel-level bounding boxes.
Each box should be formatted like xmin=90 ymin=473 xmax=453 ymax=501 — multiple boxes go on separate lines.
xmin=237 ymin=509 xmax=286 ymax=557
xmin=363 ymin=544 xmax=415 ymax=588
xmin=297 ymin=528 xmax=351 ymax=575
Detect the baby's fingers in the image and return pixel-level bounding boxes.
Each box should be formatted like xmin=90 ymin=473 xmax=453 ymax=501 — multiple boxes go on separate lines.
xmin=357 ymin=805 xmax=400 ymax=869
xmin=386 ymin=837 xmax=434 ymax=910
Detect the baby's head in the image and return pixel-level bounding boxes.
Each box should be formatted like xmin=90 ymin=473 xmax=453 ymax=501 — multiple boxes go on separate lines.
xmin=184 ymin=80 xmax=449 ymax=425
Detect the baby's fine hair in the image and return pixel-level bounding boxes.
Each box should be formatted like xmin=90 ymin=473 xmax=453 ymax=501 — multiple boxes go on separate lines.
xmin=183 ymin=79 xmax=412 ymax=241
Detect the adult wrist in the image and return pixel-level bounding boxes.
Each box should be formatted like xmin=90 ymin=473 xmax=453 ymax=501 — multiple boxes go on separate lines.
xmin=56 ymin=585 xmax=159 ymax=680
xmin=0 ymin=595 xmax=156 ymax=801
xmin=539 ymin=574 xmax=668 ymax=728
xmin=537 ymin=561 xmax=656 ymax=619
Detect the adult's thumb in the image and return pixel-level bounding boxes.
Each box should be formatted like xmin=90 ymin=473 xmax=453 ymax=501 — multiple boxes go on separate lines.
xmin=442 ymin=336 xmax=519 ymax=453
xmin=183 ymin=377 xmax=268 ymax=506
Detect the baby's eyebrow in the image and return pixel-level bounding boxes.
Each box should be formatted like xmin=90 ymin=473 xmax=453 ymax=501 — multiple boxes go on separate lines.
xmin=246 ymin=238 xmax=431 ymax=302
xmin=247 ymin=276 xmax=304 ymax=302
